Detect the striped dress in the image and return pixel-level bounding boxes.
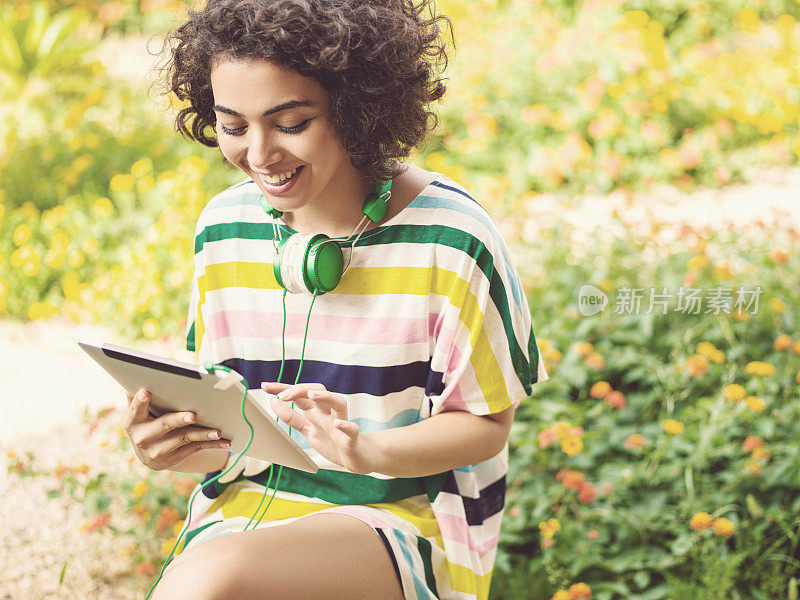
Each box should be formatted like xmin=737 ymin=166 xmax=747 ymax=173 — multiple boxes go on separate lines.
xmin=178 ymin=171 xmax=547 ymax=600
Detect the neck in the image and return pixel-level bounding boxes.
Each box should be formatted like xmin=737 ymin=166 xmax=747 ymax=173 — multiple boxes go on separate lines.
xmin=281 ymin=166 xmax=376 ymax=238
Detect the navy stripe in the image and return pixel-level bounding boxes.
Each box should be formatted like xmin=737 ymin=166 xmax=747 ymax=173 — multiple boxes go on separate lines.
xmin=441 ymin=472 xmax=506 ymax=526
xmin=221 ymin=357 xmax=431 ymax=397
xmin=376 ymin=528 xmax=404 ymax=590
xmin=430 ymin=179 xmax=481 ymax=205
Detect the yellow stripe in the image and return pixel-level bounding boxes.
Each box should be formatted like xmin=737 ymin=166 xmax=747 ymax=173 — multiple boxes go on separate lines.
xmin=447 ymin=561 xmax=493 ymax=599
xmin=208 ymin=486 xmax=445 ymax=548
xmin=195 ymin=261 xmax=279 ymax=351
xmin=195 ymin=262 xmax=511 ymax=410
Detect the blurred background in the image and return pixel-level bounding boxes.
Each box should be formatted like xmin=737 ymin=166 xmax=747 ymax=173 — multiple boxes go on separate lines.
xmin=1 ymin=0 xmax=799 ymax=598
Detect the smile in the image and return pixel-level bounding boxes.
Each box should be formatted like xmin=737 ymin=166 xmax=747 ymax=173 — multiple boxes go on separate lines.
xmin=257 ymin=165 xmax=304 ymax=194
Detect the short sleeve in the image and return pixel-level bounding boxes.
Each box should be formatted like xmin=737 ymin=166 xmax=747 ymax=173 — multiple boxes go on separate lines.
xmin=428 ymin=228 xmax=547 ymax=417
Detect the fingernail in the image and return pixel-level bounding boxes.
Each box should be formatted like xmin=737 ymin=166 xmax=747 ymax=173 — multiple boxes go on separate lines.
xmin=184 ymin=415 xmax=194 ymax=424
xmin=208 ymin=431 xmax=220 ymax=439
xmin=277 ymin=390 xmax=289 ymax=400
xmin=219 ymin=442 xmax=230 ymax=448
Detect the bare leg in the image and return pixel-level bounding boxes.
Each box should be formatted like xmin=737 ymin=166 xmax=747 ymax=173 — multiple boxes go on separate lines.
xmin=151 ymin=512 xmax=407 ymax=600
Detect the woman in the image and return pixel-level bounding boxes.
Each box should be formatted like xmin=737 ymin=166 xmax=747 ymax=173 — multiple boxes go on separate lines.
xmin=124 ymin=1 xmax=547 ymax=598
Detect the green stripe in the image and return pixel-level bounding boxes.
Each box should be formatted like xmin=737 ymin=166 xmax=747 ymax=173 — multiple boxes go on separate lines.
xmin=416 ymin=536 xmax=440 ymax=597
xmin=186 ymin=322 xmax=195 ymax=352
xmin=193 ymin=220 xmax=537 ymax=394
xmin=362 ymin=224 xmax=536 ymax=392
xmin=245 ymin=465 xmax=447 ymax=505
xmin=183 ymin=519 xmax=222 ymax=547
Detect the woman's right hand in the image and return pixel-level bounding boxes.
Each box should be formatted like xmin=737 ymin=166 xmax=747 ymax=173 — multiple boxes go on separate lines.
xmin=123 ymin=388 xmax=231 ymax=471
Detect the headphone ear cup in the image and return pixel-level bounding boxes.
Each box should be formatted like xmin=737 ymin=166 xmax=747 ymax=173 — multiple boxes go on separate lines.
xmin=305 ymin=235 xmax=344 ymax=293
xmin=274 ymin=233 xmax=344 ymax=294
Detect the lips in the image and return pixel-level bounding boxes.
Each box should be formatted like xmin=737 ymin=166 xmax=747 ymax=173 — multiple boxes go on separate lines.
xmin=257 ymin=165 xmax=304 ymax=195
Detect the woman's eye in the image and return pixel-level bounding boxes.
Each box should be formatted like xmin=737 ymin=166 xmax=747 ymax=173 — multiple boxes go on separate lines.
xmin=277 ymin=120 xmax=310 ymax=134
xmin=219 ymin=124 xmax=246 ymax=136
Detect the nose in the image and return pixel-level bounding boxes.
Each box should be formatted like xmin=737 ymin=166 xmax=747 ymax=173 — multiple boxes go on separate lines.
xmin=246 ymin=129 xmax=283 ymax=170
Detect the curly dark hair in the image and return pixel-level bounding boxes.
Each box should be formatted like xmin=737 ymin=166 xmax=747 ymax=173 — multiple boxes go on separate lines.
xmin=153 ymin=0 xmax=453 ymax=181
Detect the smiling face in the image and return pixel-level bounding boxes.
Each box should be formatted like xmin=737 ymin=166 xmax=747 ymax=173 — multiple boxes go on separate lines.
xmin=210 ymin=55 xmax=371 ymax=231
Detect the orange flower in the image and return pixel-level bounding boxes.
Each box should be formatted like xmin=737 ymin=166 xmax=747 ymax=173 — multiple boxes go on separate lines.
xmin=723 ymin=384 xmax=746 ymax=403
xmin=590 ymin=381 xmax=612 ymax=399
xmin=742 ymin=436 xmax=764 ymax=453
xmin=587 ymin=529 xmax=600 ymax=539
xmin=584 ymin=352 xmax=605 ymax=370
xmin=157 ymin=506 xmax=181 ymax=534
xmin=577 ymin=482 xmax=597 ymax=504
xmin=605 ymin=390 xmax=626 ymax=409
xmin=561 ymin=470 xmax=585 ymax=490
xmin=752 ymin=447 xmax=771 ymax=461
xmin=686 ymin=354 xmax=709 ymax=377
xmin=569 ymin=582 xmax=592 ymax=600
xmin=745 ymin=361 xmax=775 ymax=376
xmin=175 ymin=476 xmax=198 ymax=496
xmin=791 ymin=341 xmax=800 ymax=356
xmin=769 ymin=247 xmax=789 ymax=264
xmin=745 ymin=459 xmax=762 ymax=475
xmin=712 ymin=517 xmax=734 ymax=538
xmin=82 ymin=511 xmax=111 ymax=533
xmin=625 ymin=434 xmax=646 ymax=450
xmin=774 ymin=334 xmax=793 ymax=351
xmin=136 ymin=561 xmax=157 ymax=577
xmin=690 ymin=512 xmax=713 ymax=531
xmin=538 ymin=428 xmax=559 ymax=449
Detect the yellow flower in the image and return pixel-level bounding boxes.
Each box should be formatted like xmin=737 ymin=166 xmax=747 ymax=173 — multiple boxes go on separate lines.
xmin=44 ymin=206 xmax=67 ymax=228
xmin=769 ymin=298 xmax=786 ymax=314
xmin=137 ymin=175 xmax=156 ymax=194
xmin=752 ymin=446 xmax=771 ymax=460
xmin=84 ymin=132 xmax=101 ymax=149
xmin=774 ymin=334 xmax=793 ymax=351
xmin=132 ymin=481 xmax=149 ymax=498
xmin=62 ymin=272 xmax=82 ymax=300
xmin=572 ymin=341 xmax=593 ymax=357
xmin=68 ymin=250 xmax=85 ymax=268
xmin=744 ymin=396 xmax=765 ymax=414
xmin=551 ymin=592 xmax=570 ymax=600
xmin=142 ymin=318 xmax=160 ymax=340
xmin=688 ymin=255 xmax=709 ymax=270
xmin=173 ymin=522 xmax=185 ymax=536
xmin=745 ymin=459 xmax=762 ymax=475
xmin=723 ymin=384 xmax=746 ymax=403
xmin=92 ymin=197 xmax=114 ymax=217
xmin=662 ymin=419 xmax=685 ymax=435
xmin=696 ymin=342 xmax=717 ymax=357
xmin=712 ymin=517 xmax=735 ymax=538
xmin=560 ymin=434 xmax=583 ymax=457
xmin=590 ymin=381 xmax=612 ymax=399
xmin=707 ymin=349 xmax=725 ymax=364
xmin=690 ymin=512 xmax=713 ymax=531
xmin=553 ymin=421 xmax=572 ymax=438
xmin=538 ymin=518 xmax=561 ymax=539
xmin=13 ymin=223 xmax=31 ymax=246
xmin=745 ymin=361 xmax=775 ymax=376
xmin=81 ymin=237 xmax=100 ymax=255
xmin=737 ymin=7 xmax=760 ymax=34
xmin=161 ymin=537 xmax=178 ymax=556
xmin=27 ymin=301 xmax=58 ymax=320
xmin=109 ymin=173 xmax=135 ymax=192
xmin=130 ymin=157 xmax=153 ymax=179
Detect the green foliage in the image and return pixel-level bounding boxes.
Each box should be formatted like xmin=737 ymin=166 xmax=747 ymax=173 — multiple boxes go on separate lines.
xmin=491 ymin=219 xmax=800 ymax=599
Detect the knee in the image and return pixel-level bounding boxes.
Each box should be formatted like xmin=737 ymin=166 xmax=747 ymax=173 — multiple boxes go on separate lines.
xmin=150 ymin=547 xmax=247 ymax=600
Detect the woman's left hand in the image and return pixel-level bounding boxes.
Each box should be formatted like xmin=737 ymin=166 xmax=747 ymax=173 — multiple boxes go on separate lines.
xmin=261 ymin=382 xmax=376 ymax=474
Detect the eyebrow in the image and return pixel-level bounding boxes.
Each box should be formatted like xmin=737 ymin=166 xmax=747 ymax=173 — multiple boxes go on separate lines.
xmin=212 ymin=100 xmax=313 ymax=118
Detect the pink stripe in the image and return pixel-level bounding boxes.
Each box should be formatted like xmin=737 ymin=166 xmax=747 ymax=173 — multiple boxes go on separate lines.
xmin=435 ymin=512 xmax=499 ymax=554
xmin=432 ymin=325 xmax=469 ymax=412
xmin=206 ymin=310 xmax=430 ymax=345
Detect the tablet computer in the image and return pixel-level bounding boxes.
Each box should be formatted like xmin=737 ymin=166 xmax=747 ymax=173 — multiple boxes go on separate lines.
xmin=78 ymin=340 xmax=318 ymax=473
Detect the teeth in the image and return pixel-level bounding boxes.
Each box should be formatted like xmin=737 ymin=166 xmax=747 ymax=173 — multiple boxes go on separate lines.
xmin=262 ymin=167 xmax=298 ymax=185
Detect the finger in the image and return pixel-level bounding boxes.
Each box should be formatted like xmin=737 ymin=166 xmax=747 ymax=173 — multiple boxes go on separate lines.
xmin=141 ymin=411 xmax=198 ymax=441
xmin=272 ymin=382 xmax=327 ymax=403
xmin=270 ymin=395 xmax=312 ymax=434
xmin=149 ymin=426 xmax=228 ymax=458
xmin=333 ymin=419 xmax=360 ymax=447
xmin=167 ymin=440 xmax=232 ymax=466
xmin=307 ymin=389 xmax=348 ymax=419
xmin=126 ymin=389 xmax=152 ymax=428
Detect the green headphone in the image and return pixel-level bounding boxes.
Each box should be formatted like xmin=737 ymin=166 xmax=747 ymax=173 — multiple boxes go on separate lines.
xmin=261 ymin=176 xmax=392 ymax=295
